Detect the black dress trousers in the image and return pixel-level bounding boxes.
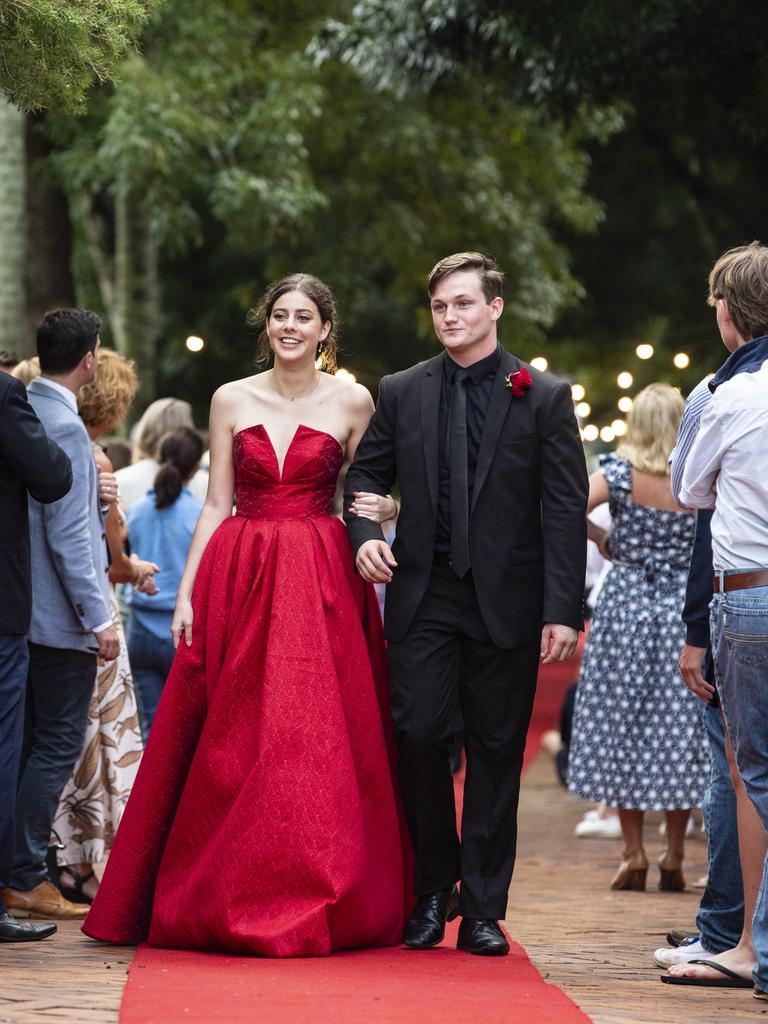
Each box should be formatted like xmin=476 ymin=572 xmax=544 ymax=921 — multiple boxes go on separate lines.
xmin=387 ymin=565 xmax=539 ymax=920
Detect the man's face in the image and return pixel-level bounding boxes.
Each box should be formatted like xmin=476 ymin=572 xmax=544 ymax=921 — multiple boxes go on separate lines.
xmin=430 ymin=271 xmax=502 ymax=359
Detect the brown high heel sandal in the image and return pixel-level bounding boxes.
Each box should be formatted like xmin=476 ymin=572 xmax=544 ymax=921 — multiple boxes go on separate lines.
xmin=658 ymin=849 xmax=685 ymax=892
xmin=610 ymin=848 xmax=648 ymax=891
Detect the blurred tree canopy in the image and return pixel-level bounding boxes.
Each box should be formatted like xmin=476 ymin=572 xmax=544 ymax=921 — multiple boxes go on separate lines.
xmin=7 ymin=0 xmax=768 ymax=435
xmin=42 ymin=0 xmax=615 ymax=420
xmin=318 ymin=0 xmax=768 ymax=428
xmin=0 ymin=0 xmax=159 ymax=112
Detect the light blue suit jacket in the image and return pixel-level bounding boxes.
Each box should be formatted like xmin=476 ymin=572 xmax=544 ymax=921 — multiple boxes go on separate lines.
xmin=26 ymin=379 xmax=110 ymax=653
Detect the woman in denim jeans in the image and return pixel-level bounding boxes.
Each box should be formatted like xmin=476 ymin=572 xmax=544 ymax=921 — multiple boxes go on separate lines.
xmin=127 ymin=428 xmax=204 ymax=739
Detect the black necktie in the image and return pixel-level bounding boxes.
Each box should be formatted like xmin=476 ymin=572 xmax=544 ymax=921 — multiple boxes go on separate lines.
xmin=449 ymin=369 xmax=471 ymax=578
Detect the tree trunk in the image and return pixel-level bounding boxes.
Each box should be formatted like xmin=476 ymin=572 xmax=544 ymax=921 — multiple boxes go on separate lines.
xmin=25 ymin=112 xmax=76 ymax=342
xmin=0 ymin=95 xmax=26 ymax=356
xmin=114 ymin=181 xmax=160 ymax=408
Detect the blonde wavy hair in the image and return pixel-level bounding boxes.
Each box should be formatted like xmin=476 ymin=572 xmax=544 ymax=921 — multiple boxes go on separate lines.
xmin=617 ymin=383 xmax=683 ymax=476
xmin=11 ymin=357 xmax=41 ymax=386
xmin=77 ymin=348 xmax=138 ymax=433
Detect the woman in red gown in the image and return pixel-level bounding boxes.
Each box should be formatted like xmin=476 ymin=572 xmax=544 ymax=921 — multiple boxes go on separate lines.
xmin=83 ymin=275 xmax=408 ymax=956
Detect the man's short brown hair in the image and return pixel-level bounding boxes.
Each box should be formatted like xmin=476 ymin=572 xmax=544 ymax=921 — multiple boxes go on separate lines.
xmin=708 ymin=241 xmax=768 ymax=341
xmin=427 ymin=252 xmax=505 ymax=303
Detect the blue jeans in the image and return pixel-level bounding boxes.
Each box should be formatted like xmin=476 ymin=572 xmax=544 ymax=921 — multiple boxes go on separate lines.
xmin=711 ymin=581 xmax=768 ymax=989
xmin=127 ymin=617 xmax=176 ymax=742
xmin=0 ymin=636 xmax=29 ymax=907
xmin=695 ymin=697 xmax=744 ymax=952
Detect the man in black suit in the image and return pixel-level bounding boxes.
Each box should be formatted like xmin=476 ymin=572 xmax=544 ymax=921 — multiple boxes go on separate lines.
xmin=345 ymin=252 xmax=588 ymax=955
xmin=0 ymin=373 xmax=72 ymax=941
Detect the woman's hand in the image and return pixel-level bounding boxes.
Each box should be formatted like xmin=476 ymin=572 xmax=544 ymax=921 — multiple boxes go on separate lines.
xmin=348 ymin=491 xmax=398 ymax=523
xmin=589 ymin=525 xmax=613 ymax=561
xmin=136 ymin=572 xmax=159 ymax=595
xmin=171 ymin=596 xmax=194 ymax=649
xmin=98 ymin=470 xmax=119 ymax=506
xmin=131 ymin=556 xmax=160 ymax=594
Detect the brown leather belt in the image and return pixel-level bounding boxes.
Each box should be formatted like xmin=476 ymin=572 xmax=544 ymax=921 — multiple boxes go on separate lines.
xmin=712 ymin=569 xmax=768 ymax=593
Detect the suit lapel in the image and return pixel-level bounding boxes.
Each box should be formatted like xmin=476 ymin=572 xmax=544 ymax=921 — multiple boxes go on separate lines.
xmin=471 ymin=350 xmax=519 ymax=515
xmin=420 ymin=353 xmax=445 ymax=517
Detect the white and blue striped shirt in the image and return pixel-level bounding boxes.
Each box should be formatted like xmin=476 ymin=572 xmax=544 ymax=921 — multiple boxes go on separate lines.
xmin=669 ymin=376 xmax=713 ymax=507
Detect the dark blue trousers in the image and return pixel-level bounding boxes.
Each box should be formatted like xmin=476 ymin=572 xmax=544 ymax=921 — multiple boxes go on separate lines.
xmin=11 ymin=643 xmax=95 ymax=890
xmin=0 ymin=635 xmax=29 ymax=912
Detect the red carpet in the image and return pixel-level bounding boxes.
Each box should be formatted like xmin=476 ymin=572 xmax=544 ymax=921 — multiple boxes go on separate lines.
xmin=120 ymin=926 xmax=589 ymax=1023
xmin=523 ymin=630 xmax=585 ymax=773
xmin=119 ymin=642 xmax=589 ymax=1024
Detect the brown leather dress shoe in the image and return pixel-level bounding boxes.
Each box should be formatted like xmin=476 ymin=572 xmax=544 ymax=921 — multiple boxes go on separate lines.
xmin=1 ymin=880 xmax=89 ymax=919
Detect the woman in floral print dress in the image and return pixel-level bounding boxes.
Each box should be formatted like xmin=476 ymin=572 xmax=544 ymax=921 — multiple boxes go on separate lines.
xmin=568 ymin=384 xmax=709 ymax=893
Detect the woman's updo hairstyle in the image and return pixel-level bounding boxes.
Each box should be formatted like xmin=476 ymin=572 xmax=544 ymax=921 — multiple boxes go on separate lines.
xmin=247 ymin=273 xmax=339 ymax=373
xmin=153 ymin=427 xmax=205 ymax=510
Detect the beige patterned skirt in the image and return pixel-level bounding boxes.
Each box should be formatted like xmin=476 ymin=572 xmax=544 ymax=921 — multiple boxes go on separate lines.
xmin=53 ymin=591 xmax=143 ymax=866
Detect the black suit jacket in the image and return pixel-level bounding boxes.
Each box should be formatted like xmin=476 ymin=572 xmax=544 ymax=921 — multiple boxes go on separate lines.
xmin=344 ymin=349 xmax=589 ymax=648
xmin=0 ymin=374 xmax=73 ymax=635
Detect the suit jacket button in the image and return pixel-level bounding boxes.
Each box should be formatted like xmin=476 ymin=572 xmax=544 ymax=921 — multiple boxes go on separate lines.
xmin=76 ymin=603 xmax=85 ymax=616
xmin=101 ymin=532 xmax=106 ymax=540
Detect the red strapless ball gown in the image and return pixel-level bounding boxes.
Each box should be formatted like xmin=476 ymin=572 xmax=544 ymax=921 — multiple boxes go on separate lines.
xmin=83 ymin=424 xmax=408 ymax=956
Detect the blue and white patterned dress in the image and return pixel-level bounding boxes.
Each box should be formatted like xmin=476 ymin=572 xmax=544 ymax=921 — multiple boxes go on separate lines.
xmin=568 ymin=454 xmax=710 ymax=810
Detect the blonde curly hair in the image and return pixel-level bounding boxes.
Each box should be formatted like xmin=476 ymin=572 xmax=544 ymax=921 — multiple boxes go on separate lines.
xmin=77 ymin=348 xmax=138 ymax=433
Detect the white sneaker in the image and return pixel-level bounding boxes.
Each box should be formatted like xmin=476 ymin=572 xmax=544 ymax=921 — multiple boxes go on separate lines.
xmin=574 ymin=814 xmax=623 ymax=839
xmin=653 ymin=937 xmax=706 ymax=968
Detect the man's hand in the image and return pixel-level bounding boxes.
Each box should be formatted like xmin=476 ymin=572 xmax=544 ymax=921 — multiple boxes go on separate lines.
xmin=540 ymin=623 xmax=578 ymax=664
xmin=97 ymin=470 xmax=119 ymax=506
xmin=356 ymin=539 xmax=398 ymax=583
xmin=678 ymin=643 xmax=715 ymax=703
xmin=95 ymin=624 xmax=120 ymax=663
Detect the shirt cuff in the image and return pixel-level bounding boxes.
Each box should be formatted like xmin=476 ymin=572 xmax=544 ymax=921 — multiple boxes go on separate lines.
xmin=92 ymin=620 xmax=113 ymax=634
xmin=685 ymin=621 xmax=710 ymax=648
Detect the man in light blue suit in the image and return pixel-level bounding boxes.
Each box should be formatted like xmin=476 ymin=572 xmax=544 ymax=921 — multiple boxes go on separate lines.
xmin=0 ymin=309 xmax=119 ymax=921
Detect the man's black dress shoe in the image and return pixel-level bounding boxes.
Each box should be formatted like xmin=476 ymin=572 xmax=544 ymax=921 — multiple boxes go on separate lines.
xmin=403 ymin=886 xmax=460 ymax=949
xmin=457 ymin=918 xmax=510 ymax=956
xmin=0 ymin=911 xmax=57 ymax=942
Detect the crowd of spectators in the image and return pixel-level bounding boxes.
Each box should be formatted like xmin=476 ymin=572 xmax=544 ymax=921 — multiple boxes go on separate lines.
xmin=0 ymin=320 xmax=206 ymax=936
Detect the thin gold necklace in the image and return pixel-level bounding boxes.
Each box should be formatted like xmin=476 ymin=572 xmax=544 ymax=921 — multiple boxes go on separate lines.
xmin=270 ymin=371 xmax=321 ymax=402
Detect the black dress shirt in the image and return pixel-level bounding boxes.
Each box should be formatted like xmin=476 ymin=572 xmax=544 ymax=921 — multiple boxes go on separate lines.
xmin=435 ymin=345 xmax=502 ymax=554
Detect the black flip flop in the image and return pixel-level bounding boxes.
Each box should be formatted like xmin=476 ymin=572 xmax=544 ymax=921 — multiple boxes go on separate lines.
xmin=660 ymin=958 xmax=753 ymax=988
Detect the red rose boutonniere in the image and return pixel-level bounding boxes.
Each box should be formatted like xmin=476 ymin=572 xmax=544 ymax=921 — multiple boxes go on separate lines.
xmin=505 ymin=367 xmax=533 ymax=397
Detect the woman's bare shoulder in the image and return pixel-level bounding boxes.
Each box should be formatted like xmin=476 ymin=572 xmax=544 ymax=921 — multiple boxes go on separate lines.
xmin=325 ymin=375 xmax=373 ymax=413
xmin=211 ymin=374 xmax=265 ymax=408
